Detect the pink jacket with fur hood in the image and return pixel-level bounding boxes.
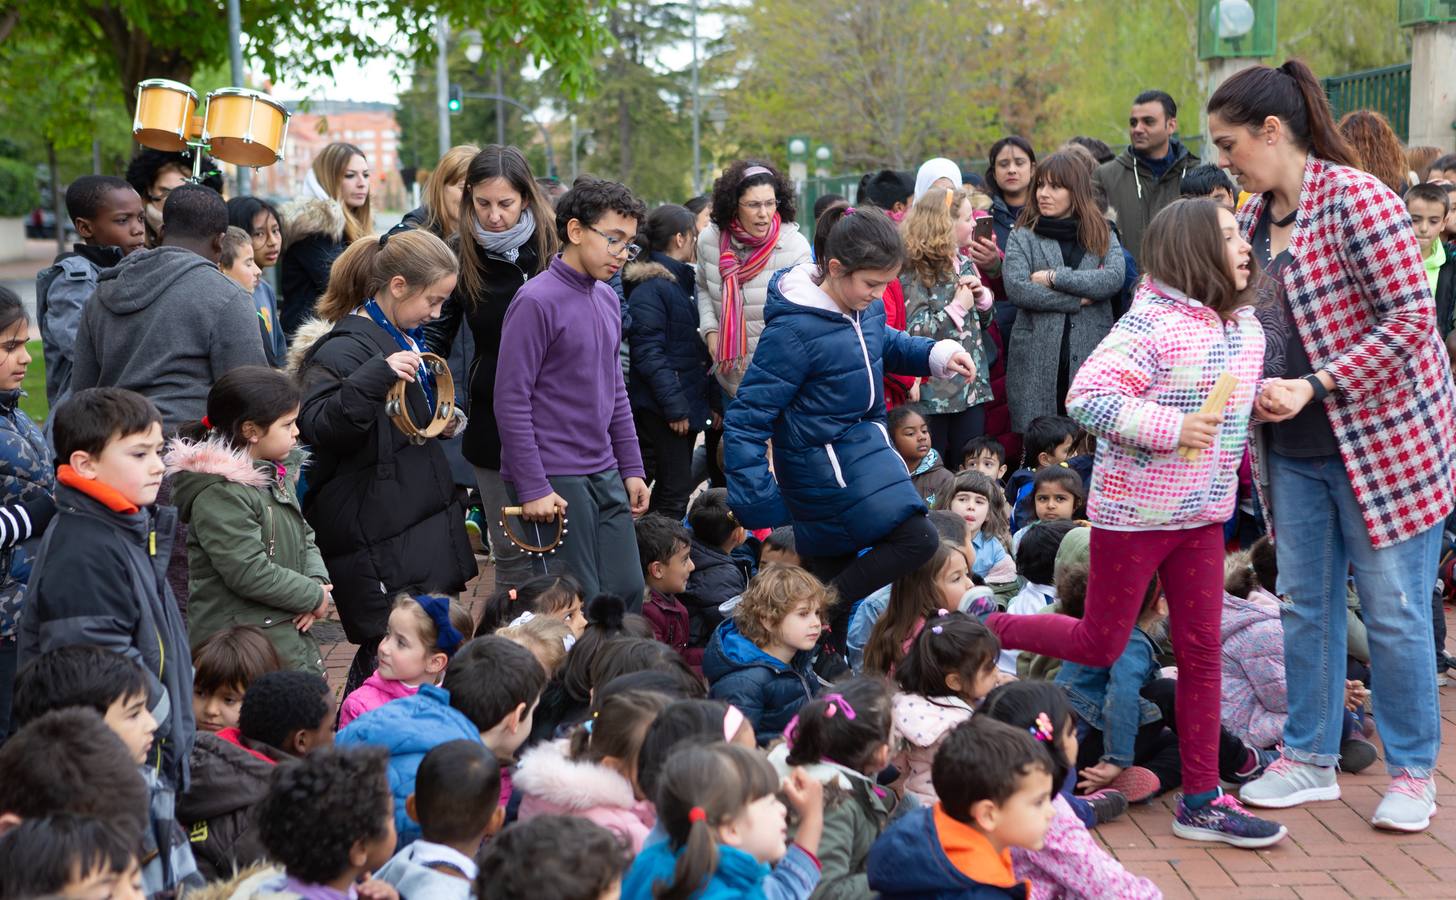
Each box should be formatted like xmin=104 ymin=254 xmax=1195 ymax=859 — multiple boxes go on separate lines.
xmin=513 ymin=738 xmax=656 ymax=853
xmin=337 ymin=672 xmax=420 ymax=730
xmin=889 ymin=692 xmax=974 ymax=806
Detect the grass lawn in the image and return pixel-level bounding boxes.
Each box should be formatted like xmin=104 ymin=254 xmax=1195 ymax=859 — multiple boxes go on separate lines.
xmin=21 ymin=341 xmax=46 ymax=424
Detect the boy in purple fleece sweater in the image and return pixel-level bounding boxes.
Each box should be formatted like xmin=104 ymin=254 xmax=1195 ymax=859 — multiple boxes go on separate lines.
xmin=495 ymin=178 xmax=651 ymax=606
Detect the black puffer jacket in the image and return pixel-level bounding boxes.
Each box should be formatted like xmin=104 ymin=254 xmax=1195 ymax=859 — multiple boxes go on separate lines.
xmin=623 ymin=253 xmax=712 ymax=427
xmin=295 ymin=316 xmax=476 ymax=644
xmin=176 ymin=731 xmax=278 ymax=881
xmin=278 ymin=198 xmax=346 ymax=337
xmin=423 ymin=237 xmax=543 ymax=469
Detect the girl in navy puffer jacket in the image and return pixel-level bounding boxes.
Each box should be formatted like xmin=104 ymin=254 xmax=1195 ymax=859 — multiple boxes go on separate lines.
xmin=724 ymin=205 xmax=978 ymax=647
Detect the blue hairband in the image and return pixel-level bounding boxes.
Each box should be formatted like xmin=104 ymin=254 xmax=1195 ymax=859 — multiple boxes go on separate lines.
xmin=414 ymin=594 xmax=465 ymax=656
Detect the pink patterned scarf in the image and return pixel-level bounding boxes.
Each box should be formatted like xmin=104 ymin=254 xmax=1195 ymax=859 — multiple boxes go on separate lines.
xmin=716 ymin=212 xmax=781 ymax=371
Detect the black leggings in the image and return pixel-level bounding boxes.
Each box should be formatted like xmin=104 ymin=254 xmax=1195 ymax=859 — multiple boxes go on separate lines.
xmin=803 ymin=514 xmax=939 ymax=648
xmin=925 ymin=406 xmax=986 ymax=469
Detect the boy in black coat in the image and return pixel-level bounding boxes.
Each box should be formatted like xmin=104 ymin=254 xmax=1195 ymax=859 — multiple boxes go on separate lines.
xmin=682 ymin=488 xmax=749 ymax=646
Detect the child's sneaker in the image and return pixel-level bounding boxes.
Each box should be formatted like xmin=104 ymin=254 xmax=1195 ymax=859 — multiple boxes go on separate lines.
xmin=1371 ymin=774 xmax=1437 ymax=832
xmin=962 ymin=592 xmax=998 ymax=622
xmin=1173 ymin=792 xmax=1288 ymax=848
xmin=1339 ymin=738 xmax=1378 ymax=774
xmin=1105 ymin=765 xmax=1161 ymax=803
xmin=1239 ymin=756 xmax=1340 ymax=808
xmin=1084 ymin=788 xmax=1128 ymax=824
xmin=1229 ymin=746 xmax=1280 ymax=785
xmin=465 ymin=505 xmax=487 ymax=555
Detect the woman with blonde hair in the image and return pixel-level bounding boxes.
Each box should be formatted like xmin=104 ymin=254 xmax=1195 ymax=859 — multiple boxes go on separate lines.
xmin=402 ymin=144 xmax=481 ymax=240
xmin=280 ymin=142 xmax=374 ymax=335
xmin=292 ymin=229 xmax=477 ymax=696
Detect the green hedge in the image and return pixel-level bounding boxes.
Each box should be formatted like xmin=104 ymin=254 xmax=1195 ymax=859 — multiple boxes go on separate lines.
xmin=0 ymin=159 xmax=40 ymax=217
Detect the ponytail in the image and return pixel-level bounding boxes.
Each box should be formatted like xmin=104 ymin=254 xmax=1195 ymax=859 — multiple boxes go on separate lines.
xmin=637 ymin=203 xmax=697 ymax=257
xmin=813 ymin=204 xmax=903 ymax=282
xmin=1207 ymin=59 xmax=1359 ymax=168
xmin=314 ymin=230 xmax=457 ymax=322
xmin=783 ymin=677 xmax=890 ymax=773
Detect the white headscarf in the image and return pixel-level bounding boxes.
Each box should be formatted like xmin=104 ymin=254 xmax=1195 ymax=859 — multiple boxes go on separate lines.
xmin=914 ymin=157 xmax=964 ymax=201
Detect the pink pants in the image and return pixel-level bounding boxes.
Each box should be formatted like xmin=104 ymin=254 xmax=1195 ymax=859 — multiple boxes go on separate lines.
xmin=988 ymin=524 xmax=1225 ymax=794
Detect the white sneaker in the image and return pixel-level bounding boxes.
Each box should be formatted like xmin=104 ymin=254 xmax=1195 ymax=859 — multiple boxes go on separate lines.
xmin=1239 ymin=756 xmax=1341 ymax=809
xmin=1371 ymin=775 xmax=1437 ymax=832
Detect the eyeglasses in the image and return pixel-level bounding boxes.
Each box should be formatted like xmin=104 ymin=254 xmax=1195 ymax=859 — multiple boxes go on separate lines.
xmin=739 ymin=199 xmax=778 ymax=213
xmin=590 ymin=225 xmax=640 ymax=260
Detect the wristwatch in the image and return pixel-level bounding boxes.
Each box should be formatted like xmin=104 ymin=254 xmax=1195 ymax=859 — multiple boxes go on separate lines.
xmin=1302 ymin=373 xmax=1330 ymax=402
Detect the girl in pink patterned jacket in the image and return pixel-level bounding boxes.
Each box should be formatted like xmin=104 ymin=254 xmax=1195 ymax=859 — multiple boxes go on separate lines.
xmin=983 ymin=199 xmax=1288 ymax=849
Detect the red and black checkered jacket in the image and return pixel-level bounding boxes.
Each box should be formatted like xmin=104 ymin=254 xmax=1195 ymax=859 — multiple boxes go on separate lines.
xmin=1240 ymin=156 xmax=1456 ymax=549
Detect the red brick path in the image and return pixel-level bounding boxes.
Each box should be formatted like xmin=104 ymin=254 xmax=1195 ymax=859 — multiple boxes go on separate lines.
xmin=319 ymin=560 xmax=1456 ymax=897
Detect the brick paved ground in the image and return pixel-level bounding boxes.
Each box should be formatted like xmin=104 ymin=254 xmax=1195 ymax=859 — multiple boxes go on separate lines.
xmin=319 ymin=558 xmax=1456 ymax=898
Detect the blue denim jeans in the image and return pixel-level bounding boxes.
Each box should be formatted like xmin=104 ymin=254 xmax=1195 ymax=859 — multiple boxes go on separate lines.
xmin=1268 ymin=452 xmax=1443 ymax=776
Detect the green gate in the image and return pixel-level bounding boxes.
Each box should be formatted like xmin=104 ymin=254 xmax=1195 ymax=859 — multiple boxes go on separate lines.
xmin=1323 ymin=63 xmax=1411 ymax=142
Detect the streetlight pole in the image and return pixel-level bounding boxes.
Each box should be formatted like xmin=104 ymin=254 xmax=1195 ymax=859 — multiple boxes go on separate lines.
xmin=495 ymin=61 xmax=506 ymax=146
xmin=435 ymin=16 xmax=451 ymax=158
xmin=461 ymin=91 xmax=557 ymax=178
xmin=690 ymin=0 xmax=701 ymax=194
xmin=226 ymin=0 xmax=250 ymax=194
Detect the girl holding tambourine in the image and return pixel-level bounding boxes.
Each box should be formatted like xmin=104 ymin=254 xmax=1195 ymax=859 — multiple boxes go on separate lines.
xmin=292 ymin=228 xmax=476 ymax=696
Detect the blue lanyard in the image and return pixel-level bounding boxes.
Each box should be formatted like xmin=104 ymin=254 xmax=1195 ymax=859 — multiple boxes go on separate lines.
xmin=363 ymin=298 xmax=436 ymax=412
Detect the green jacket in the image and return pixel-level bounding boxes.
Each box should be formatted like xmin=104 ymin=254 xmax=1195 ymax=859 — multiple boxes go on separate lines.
xmin=1092 ymin=139 xmax=1199 ymax=262
xmin=167 ymin=438 xmax=328 ymax=673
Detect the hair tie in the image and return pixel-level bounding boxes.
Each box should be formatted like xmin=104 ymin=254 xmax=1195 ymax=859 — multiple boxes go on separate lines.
xmin=937 ymin=608 xmax=950 ymax=617
xmin=741 ymin=165 xmax=773 ymax=179
xmin=783 ymin=714 xmax=800 ymax=750
xmin=723 ymin=705 xmax=746 ymax=743
xmin=413 ymin=594 xmax=465 ymax=655
xmin=688 ymin=807 xmax=708 ymax=823
xmin=821 ymin=693 xmax=857 ymax=721
xmin=945 ymin=190 xmax=955 ymax=209
xmin=1029 ymin=712 xmax=1054 ymax=743
xmin=508 ymin=588 xmax=518 ymax=602
xmin=931 ymin=625 xmax=944 ymax=635
xmin=842 ymin=206 xmax=856 ymax=217
xmin=201 ymin=415 xmax=212 ymax=430
xmin=582 ymin=718 xmax=594 ymax=734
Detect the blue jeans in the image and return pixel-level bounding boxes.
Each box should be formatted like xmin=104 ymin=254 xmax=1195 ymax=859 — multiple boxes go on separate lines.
xmin=1268 ymin=452 xmax=1443 ymax=776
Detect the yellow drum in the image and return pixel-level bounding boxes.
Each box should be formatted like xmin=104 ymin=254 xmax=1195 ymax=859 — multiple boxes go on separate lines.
xmin=133 ymin=79 xmax=198 ymax=153
xmin=203 ymin=88 xmax=290 ymax=167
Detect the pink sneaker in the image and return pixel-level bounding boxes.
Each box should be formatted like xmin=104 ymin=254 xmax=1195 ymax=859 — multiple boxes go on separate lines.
xmin=1104 ymin=765 xmax=1161 ymax=803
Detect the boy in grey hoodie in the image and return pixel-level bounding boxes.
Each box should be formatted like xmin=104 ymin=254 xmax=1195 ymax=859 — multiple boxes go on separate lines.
xmin=71 ymin=184 xmax=266 ymax=433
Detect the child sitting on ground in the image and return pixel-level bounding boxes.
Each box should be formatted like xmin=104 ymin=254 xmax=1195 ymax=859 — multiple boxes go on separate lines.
xmin=476 ymin=815 xmax=631 ymax=900
xmin=190 ymin=625 xmax=283 ymax=734
xmin=529 ymin=595 xmax=652 ymax=745
xmin=889 ymin=611 xmax=1001 ymax=806
xmin=1003 ymin=521 xmax=1078 ymax=677
xmin=683 ymin=488 xmax=749 ymax=646
xmin=338 ymin=635 xmax=547 ymax=848
xmin=890 ymin=405 xmax=955 ymax=506
xmin=219 ymin=226 xmax=263 ymax=295
xmin=0 ymin=814 xmax=143 ymax=900
xmin=224 ymin=747 xmax=399 ymax=899
xmin=770 ymin=677 xmax=904 ymax=898
xmin=704 ymin=565 xmax=828 ymax=743
xmin=167 ymin=366 xmax=332 ymax=675
xmin=760 ymin=526 xmax=801 ymax=568
xmin=960 ymin=435 xmax=1008 ymax=481
xmin=516 ymin=689 xmax=669 ymax=853
xmin=376 ymin=740 xmax=503 ymax=899
xmin=1012 ymin=467 xmax=1084 ymax=551
xmin=980 ymin=682 xmax=1157 ymax=898
xmin=1222 ymin=539 xmax=1376 ymax=772
xmin=179 ymin=670 xmax=335 ymax=880
xmin=1007 ymin=415 xmax=1080 ymax=531
xmin=12 ymin=646 xmax=199 ymax=896
xmin=624 ymin=742 xmax=824 ymax=900
xmin=868 ymin=715 xmax=1055 ymax=899
xmin=477 ymin=571 xmax=586 ymax=637
xmin=863 ymin=541 xmax=975 ymax=677
xmin=496 ymin=614 xmax=575 ymax=677
xmin=939 ymin=470 xmax=1018 ymax=585
xmin=636 ymin=513 xmax=701 ymax=668
xmin=338 ymin=593 xmax=476 ymax=728
xmin=19 ymin=388 xmax=193 ymax=791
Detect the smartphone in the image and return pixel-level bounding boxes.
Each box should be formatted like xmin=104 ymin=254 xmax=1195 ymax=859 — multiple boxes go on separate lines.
xmin=972 ymin=217 xmax=994 ymax=244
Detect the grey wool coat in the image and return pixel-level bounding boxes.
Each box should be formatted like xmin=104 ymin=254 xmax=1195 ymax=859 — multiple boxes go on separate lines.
xmin=1003 ymin=225 xmax=1125 ymax=432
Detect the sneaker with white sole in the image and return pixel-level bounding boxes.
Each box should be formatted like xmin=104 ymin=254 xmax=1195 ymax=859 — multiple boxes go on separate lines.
xmin=1371 ymin=774 xmax=1437 ymax=832
xmin=1172 ymin=792 xmax=1289 ymax=848
xmin=1239 ymin=756 xmax=1340 ymax=808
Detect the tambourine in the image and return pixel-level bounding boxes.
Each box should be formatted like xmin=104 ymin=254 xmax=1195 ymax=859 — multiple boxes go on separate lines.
xmin=499 ymin=506 xmax=567 ymax=557
xmin=386 ymin=353 xmax=456 ymax=444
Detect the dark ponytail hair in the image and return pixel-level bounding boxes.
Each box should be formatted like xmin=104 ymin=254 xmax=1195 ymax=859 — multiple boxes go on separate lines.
xmin=979 ymin=680 xmax=1075 ymax=791
xmin=813 ymin=204 xmax=903 ymax=281
xmin=567 ymin=688 xmax=669 ymax=774
xmin=637 ymin=203 xmax=698 ymax=256
xmin=1207 ymin=59 xmax=1359 ymax=168
xmin=783 ymin=676 xmax=891 ymax=773
xmin=654 ymin=743 xmax=779 ymax=900
xmin=184 ymin=366 xmax=301 ymax=447
xmin=477 ymin=572 xmax=583 ymax=634
xmin=896 ymin=611 xmax=1001 ymax=700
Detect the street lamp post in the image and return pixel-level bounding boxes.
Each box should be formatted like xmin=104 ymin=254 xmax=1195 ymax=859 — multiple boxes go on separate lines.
xmin=690 ymin=0 xmax=701 ymax=194
xmin=459 ymin=91 xmax=558 ymax=178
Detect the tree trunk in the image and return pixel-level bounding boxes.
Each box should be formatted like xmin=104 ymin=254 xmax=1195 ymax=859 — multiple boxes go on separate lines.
xmin=92 ymin=6 xmax=193 ymax=116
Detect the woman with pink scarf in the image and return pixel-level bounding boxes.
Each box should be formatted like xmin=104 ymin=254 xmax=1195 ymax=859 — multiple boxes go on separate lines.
xmin=696 ymin=160 xmax=813 ymax=396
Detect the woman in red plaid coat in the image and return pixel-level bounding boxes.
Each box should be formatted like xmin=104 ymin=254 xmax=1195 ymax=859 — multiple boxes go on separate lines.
xmin=1207 ymin=59 xmax=1456 ymax=834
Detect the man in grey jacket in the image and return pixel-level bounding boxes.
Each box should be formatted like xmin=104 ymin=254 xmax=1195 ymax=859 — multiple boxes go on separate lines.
xmin=1092 ymin=89 xmax=1200 ymax=263
xmin=71 ymin=184 xmax=267 ymax=433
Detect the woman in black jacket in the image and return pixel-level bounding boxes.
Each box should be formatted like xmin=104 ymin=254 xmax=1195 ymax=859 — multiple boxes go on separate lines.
xmin=279 ymin=142 xmax=374 ymax=337
xmin=623 ymin=204 xmax=712 ymax=521
xmin=423 ymin=145 xmax=558 ymax=592
xmin=294 ymin=229 xmax=476 ymax=694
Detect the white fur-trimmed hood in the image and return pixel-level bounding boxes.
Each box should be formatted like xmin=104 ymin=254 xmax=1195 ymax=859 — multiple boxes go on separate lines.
xmin=513 ymin=738 xmax=638 ymax=811
xmin=285 ymin=316 xmax=337 ymax=376
xmin=280 ymin=196 xmax=346 ymax=248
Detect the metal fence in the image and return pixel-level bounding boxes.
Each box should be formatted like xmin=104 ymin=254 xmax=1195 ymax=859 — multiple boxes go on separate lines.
xmin=1323 ymin=63 xmax=1412 ymax=142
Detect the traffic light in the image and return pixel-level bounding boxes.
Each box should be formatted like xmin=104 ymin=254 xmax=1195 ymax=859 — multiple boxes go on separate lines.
xmin=448 ymin=84 xmax=463 ymax=114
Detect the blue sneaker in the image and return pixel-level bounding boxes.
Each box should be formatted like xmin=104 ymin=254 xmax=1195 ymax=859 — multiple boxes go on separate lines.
xmin=1173 ymin=792 xmax=1288 ymax=848
xmin=1229 ymin=746 xmax=1280 ymax=785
